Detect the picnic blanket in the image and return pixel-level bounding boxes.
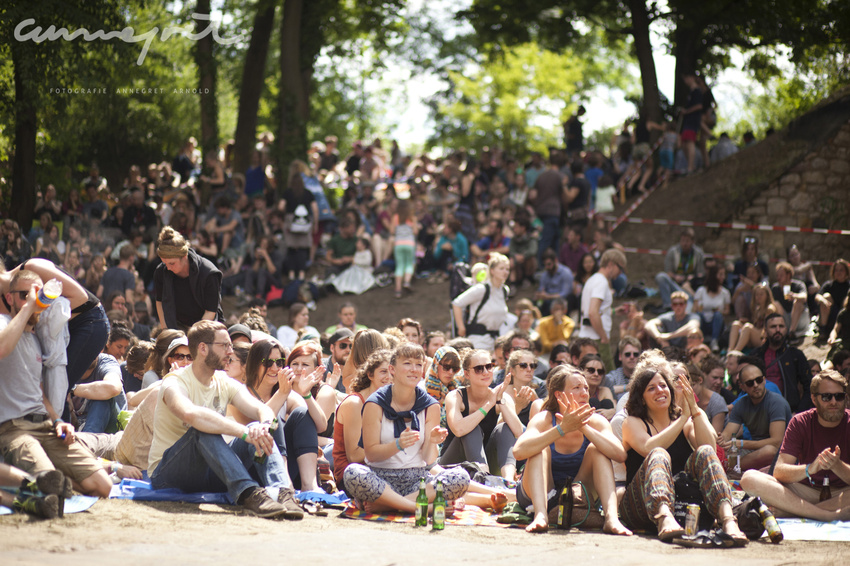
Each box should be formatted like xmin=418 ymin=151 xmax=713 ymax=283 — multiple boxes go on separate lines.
xmin=776 ymin=518 xmax=850 ymax=541
xmin=341 ymin=502 xmax=512 ymax=528
xmin=110 ymin=478 xmax=349 ymax=507
xmin=0 ymin=494 xmax=98 ymax=515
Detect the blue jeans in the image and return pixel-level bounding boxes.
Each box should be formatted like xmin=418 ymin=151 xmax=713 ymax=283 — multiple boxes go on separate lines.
xmin=537 ymin=215 xmax=561 ymax=263
xmin=699 ymin=311 xmax=724 ymax=341
xmin=151 ymin=427 xmax=291 ymax=503
xmin=80 ymin=392 xmax=127 ymax=434
xmin=64 ymin=305 xmax=110 ymax=421
xmin=654 ymin=272 xmax=694 ymax=310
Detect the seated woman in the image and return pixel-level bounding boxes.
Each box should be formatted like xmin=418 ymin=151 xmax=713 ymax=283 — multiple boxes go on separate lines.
xmin=140 ymin=331 xmax=190 ymax=389
xmin=513 ymin=364 xmax=632 ymax=534
xmin=276 ymin=302 xmax=318 ymax=351
xmin=728 ymin=282 xmax=776 ymax=352
xmin=619 ymin=350 xmax=747 ymax=544
xmin=424 ymin=346 xmax=463 ymax=428
xmin=333 ymin=349 xmax=393 ymax=495
xmin=341 ymin=328 xmax=389 ymax=393
xmin=343 ymin=343 xmax=470 ymax=512
xmin=579 ymin=354 xmax=616 ymax=420
xmin=503 ymin=349 xmax=545 ymax=427
xmin=234 ymin=339 xmax=327 ymax=492
xmin=440 ymin=349 xmax=524 ymax=480
xmin=693 ymin=264 xmax=731 ymax=353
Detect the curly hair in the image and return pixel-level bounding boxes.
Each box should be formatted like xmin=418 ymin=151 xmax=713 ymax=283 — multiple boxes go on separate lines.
xmin=351 ymin=349 xmax=392 ymax=393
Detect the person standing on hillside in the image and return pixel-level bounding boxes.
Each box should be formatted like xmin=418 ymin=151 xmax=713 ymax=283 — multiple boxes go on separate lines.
xmin=578 ymin=249 xmax=627 ymax=372
xmin=680 ymin=74 xmax=704 ymax=173
xmin=530 ymin=153 xmax=567 ymax=263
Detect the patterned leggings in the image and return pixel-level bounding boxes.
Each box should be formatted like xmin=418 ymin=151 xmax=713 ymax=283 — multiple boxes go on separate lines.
xmin=618 ymin=445 xmax=732 ymax=531
xmin=343 ymin=464 xmax=470 ymax=503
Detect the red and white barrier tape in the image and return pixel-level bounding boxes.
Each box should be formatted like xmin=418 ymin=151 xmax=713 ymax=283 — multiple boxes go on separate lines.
xmin=621 ymin=247 xmax=835 ymax=266
xmin=609 ymin=173 xmax=667 ymax=232
xmin=604 ymin=216 xmax=850 ymax=236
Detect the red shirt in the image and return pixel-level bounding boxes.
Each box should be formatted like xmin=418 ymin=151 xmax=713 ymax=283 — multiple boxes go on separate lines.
xmin=779 ymin=408 xmax=850 ymax=488
xmin=763 ymin=347 xmax=784 ymax=394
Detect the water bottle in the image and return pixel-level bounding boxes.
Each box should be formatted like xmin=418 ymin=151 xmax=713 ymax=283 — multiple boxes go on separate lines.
xmin=35 ymin=279 xmax=63 ymax=310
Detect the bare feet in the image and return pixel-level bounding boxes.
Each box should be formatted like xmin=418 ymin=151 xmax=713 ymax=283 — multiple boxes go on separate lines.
xmin=603 ymin=516 xmax=633 ymax=536
xmin=490 ymin=493 xmax=508 ymax=514
xmin=526 ymin=512 xmax=548 ymax=533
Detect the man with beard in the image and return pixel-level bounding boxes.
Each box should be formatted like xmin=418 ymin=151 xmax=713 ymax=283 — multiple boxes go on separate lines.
xmin=603 ymin=336 xmax=641 ymax=403
xmin=719 ymin=359 xmax=792 ymax=472
xmin=755 ymin=312 xmax=813 ymax=413
xmin=148 ymin=320 xmax=302 ymax=519
xmin=0 ymin=270 xmax=112 ymax=498
xmin=740 ymin=370 xmax=850 ymax=521
xmin=325 ymin=328 xmax=352 ymax=392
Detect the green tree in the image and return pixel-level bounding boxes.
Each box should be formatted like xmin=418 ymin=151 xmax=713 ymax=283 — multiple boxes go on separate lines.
xmin=431 ymin=42 xmax=585 ymax=155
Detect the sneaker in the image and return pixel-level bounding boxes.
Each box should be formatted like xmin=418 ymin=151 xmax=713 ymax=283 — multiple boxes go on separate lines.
xmin=22 ymin=470 xmax=71 ymax=518
xmin=710 ymin=339 xmax=720 ymax=353
xmin=14 ymin=494 xmax=60 ymax=519
xmin=276 ymin=487 xmax=305 ymax=520
xmin=239 ymin=486 xmax=287 ymax=519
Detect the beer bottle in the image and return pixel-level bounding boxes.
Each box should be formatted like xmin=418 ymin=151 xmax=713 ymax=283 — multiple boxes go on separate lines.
xmin=557 ymin=485 xmax=572 ymax=530
xmin=820 ymin=477 xmax=831 ymax=502
xmin=415 ymin=477 xmax=428 ymax=527
xmin=756 ymin=499 xmax=783 ymax=544
xmin=432 ymin=480 xmax=446 ymax=530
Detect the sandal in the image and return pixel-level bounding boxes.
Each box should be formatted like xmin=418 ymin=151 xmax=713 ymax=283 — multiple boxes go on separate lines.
xmin=301 ymin=500 xmax=329 ymax=517
xmin=655 ymin=512 xmax=685 ymax=542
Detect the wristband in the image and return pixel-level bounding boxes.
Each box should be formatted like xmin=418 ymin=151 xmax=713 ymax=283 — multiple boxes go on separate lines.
xmin=739 ymin=439 xmax=743 ymax=449
xmin=241 ymin=429 xmax=249 ymax=442
xmin=396 ymin=438 xmax=403 ymax=451
xmin=555 ymin=424 xmax=566 ymax=437
xmin=302 ymin=392 xmax=313 ymax=400
xmin=53 ymin=418 xmax=65 ymax=427
xmin=478 ymin=407 xmax=488 ymax=417
xmin=805 ymin=464 xmax=813 ymax=485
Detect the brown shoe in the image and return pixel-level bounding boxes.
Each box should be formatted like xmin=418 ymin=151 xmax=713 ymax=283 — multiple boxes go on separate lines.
xmin=240 ymin=487 xmax=287 ymax=519
xmin=277 ymin=487 xmax=305 ymax=520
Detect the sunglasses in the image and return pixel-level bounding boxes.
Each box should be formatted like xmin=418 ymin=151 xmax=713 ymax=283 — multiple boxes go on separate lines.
xmin=817 ymin=392 xmax=846 ymax=403
xmin=584 ymin=367 xmax=604 ymax=375
xmin=517 ymin=362 xmax=539 ymax=370
xmin=440 ymin=363 xmax=460 ymax=373
xmin=334 ymin=342 xmax=351 ymax=350
xmin=471 ymin=363 xmax=495 ymax=374
xmin=743 ymin=375 xmax=765 ymax=388
xmin=623 ymin=352 xmax=639 ymax=358
xmin=170 ymin=353 xmax=193 ymax=362
xmin=672 ymin=301 xmax=686 ymax=307
xmin=262 ymin=358 xmax=286 ymax=368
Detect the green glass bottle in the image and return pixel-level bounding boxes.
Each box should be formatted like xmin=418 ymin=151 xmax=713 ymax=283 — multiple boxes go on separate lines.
xmin=432 ymin=480 xmax=446 ymax=530
xmin=415 ymin=477 xmax=428 ymax=527
xmin=253 ymin=418 xmax=278 ymax=464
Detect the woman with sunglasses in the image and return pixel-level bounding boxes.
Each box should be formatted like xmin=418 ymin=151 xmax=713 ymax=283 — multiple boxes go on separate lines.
xmin=620 ymin=350 xmax=747 ymax=544
xmin=514 ymin=364 xmax=631 ymax=534
xmin=440 ymin=349 xmax=524 ymax=479
xmin=424 ymin=346 xmax=463 ymax=428
xmin=225 ymin=342 xmax=251 ymax=385
xmin=141 ymin=329 xmax=187 ymax=388
xmin=333 ymin=349 xmax=392 ymax=495
xmin=236 ymin=339 xmax=327 ymax=492
xmin=504 ymin=349 xmax=545 ymax=427
xmin=579 ymin=354 xmax=615 ymax=420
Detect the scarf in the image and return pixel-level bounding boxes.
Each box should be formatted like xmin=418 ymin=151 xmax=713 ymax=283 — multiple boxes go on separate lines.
xmin=365 ymin=383 xmax=438 ymax=439
xmin=425 ymin=346 xmax=462 ymax=404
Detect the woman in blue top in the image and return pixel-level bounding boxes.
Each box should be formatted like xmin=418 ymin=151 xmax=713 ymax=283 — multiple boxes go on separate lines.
xmin=513 ymin=364 xmax=632 ymax=534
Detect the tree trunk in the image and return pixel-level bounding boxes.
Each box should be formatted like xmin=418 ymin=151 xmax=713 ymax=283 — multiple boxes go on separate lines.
xmin=10 ymin=44 xmax=37 ymax=230
xmin=195 ymin=0 xmax=219 ymax=159
xmin=628 ymin=0 xmax=662 ymax=128
xmin=231 ymin=0 xmax=277 ymax=176
xmin=277 ymin=0 xmax=308 ymax=176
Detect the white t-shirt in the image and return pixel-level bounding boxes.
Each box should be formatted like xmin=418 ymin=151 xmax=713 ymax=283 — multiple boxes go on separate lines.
xmin=596 ymin=185 xmax=616 ymax=214
xmin=694 ymin=286 xmax=731 ymax=313
xmin=578 ymin=272 xmax=612 ymax=340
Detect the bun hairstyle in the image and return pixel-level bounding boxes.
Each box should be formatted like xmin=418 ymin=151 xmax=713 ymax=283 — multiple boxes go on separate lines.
xmin=156 ymin=226 xmax=190 ymax=259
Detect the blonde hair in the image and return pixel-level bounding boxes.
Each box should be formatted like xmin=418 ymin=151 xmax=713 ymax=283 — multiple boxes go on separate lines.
xmin=156 ymin=226 xmax=189 ymax=259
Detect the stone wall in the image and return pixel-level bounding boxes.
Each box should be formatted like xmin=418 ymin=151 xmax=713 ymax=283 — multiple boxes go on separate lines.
xmin=703 ymin=121 xmax=850 ymax=280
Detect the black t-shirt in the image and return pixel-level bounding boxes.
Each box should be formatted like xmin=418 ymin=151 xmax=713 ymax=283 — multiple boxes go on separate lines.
xmin=568 ymin=178 xmax=591 ymax=210
xmin=682 ymin=88 xmax=704 ymax=132
xmin=154 ymin=267 xmax=221 ymax=331
xmin=771 ymin=280 xmax=806 ymax=313
xmin=822 ymin=279 xmax=850 ymax=315
xmin=282 ymin=188 xmax=315 ymax=215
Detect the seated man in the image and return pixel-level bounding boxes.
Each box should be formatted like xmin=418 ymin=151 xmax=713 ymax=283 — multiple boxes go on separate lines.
xmin=654 ymin=228 xmax=705 ymax=310
xmin=740 ymin=370 xmax=850 ymax=521
xmin=770 ymin=261 xmax=810 ymax=340
xmin=324 ymin=218 xmax=358 ymax=276
xmin=148 ymin=320 xmax=302 ymax=520
xmin=508 ymin=217 xmax=537 ymax=289
xmin=535 ymin=250 xmax=573 ymax=317
xmin=0 ymin=270 xmax=111 ymax=498
xmin=719 ymin=359 xmax=792 ymax=472
xmin=645 ymin=291 xmax=701 ymax=349
xmin=470 ymin=218 xmax=511 ymax=265
xmin=536 ymin=298 xmax=575 ymax=356
xmin=71 ymin=353 xmax=126 ymax=434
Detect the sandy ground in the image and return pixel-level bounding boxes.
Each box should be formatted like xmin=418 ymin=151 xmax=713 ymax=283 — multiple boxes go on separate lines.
xmin=2 ymin=498 xmax=847 ymax=566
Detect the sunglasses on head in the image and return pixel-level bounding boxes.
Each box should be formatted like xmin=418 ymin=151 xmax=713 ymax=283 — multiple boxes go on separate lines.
xmin=262 ymin=358 xmax=286 ymax=368
xmin=472 ymin=363 xmax=495 ymax=374
xmin=584 ymin=367 xmax=604 ymax=375
xmin=623 ymin=352 xmax=639 ymax=358
xmin=743 ymin=375 xmax=765 ymax=388
xmin=170 ymin=353 xmax=193 ymax=362
xmin=817 ymin=392 xmax=846 ymax=403
xmin=517 ymin=362 xmax=538 ymax=370
xmin=440 ymin=363 xmax=460 ymax=373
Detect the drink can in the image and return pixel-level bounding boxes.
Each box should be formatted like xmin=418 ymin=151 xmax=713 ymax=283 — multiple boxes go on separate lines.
xmin=684 ymin=504 xmax=700 ymax=536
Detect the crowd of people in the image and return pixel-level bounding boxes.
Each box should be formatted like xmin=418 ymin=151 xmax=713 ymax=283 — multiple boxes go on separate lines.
xmin=0 ymin=103 xmax=847 ymax=544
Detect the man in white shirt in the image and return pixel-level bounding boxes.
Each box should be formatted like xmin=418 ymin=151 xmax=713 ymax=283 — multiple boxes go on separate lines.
xmin=579 ymin=249 xmax=627 ymax=371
